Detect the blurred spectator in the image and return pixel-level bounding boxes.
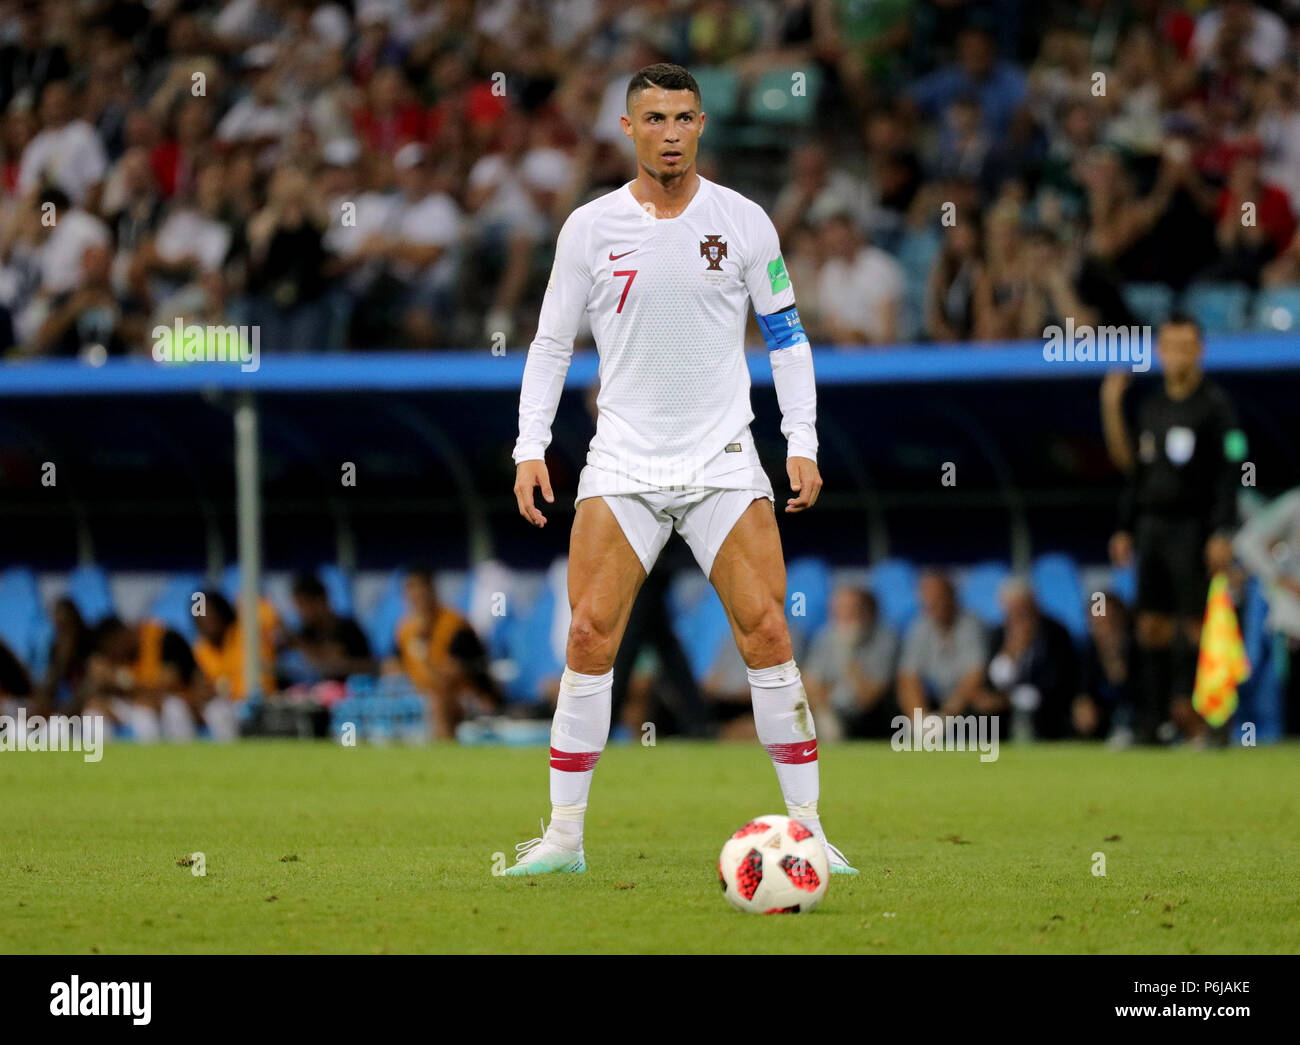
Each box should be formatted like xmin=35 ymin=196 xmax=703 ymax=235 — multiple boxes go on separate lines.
xmin=803 ymin=586 xmax=899 ymax=740
xmin=1073 ymin=591 xmax=1135 ymax=742
xmin=1233 ymin=488 xmax=1300 ymax=736
xmin=815 ymin=211 xmax=903 ymax=346
xmin=906 ymin=26 xmax=1027 ymax=142
xmin=193 ymin=590 xmax=279 ymax=703
xmin=897 ymin=570 xmax=988 ymax=721
xmin=83 ymin=614 xmax=226 ymax=742
xmin=1209 ymin=140 xmax=1295 ymax=286
xmin=38 ymin=596 xmax=92 ymax=715
xmin=278 ymin=573 xmax=376 ymax=686
xmin=18 ymin=80 xmax=107 ymax=209
xmin=390 ymin=565 xmax=502 ymax=740
xmin=772 ymin=141 xmax=875 ymax=245
xmin=0 ymin=2 xmax=70 ymax=114
xmin=245 ymin=164 xmax=329 ymax=353
xmin=926 ymin=215 xmax=987 ymax=342
xmin=978 ymin=578 xmax=1079 ymax=741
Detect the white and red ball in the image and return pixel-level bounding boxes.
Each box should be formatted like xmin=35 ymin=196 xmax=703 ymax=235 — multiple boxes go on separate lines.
xmin=718 ymin=814 xmax=829 ymax=914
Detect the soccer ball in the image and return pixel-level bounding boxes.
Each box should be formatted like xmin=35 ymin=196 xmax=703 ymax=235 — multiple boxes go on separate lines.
xmin=718 ymin=814 xmax=829 ymax=914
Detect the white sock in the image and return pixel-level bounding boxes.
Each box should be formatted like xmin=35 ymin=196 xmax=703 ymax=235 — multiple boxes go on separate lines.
xmin=748 ymin=659 xmax=824 ymax=840
xmin=547 ymin=665 xmax=612 ymax=849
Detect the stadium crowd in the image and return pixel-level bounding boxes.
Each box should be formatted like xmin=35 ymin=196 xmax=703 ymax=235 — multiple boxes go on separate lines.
xmin=2 ymin=0 xmax=1300 ymax=356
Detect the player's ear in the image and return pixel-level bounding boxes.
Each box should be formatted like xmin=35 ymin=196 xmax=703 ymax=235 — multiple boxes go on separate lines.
xmin=620 ymin=113 xmax=632 ymax=139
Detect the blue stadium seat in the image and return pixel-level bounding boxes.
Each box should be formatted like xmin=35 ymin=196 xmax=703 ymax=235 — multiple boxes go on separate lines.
xmin=65 ymin=564 xmax=114 ymax=626
xmin=1252 ymin=286 xmax=1300 ymax=333
xmin=317 ymin=563 xmax=354 ymax=616
xmin=672 ymin=587 xmax=732 ymax=681
xmin=1121 ymin=282 xmax=1175 ymax=327
xmin=869 ymin=558 xmax=918 ymax=633
xmin=691 ymin=66 xmax=741 ymax=123
xmin=785 ymin=556 xmax=830 ymax=649
xmin=363 ymin=568 xmax=407 ymax=660
xmin=503 ymin=584 xmax=563 ymax=704
xmin=1030 ymin=553 xmax=1087 ymax=641
xmin=1182 ymin=282 xmax=1251 ymax=334
xmin=1109 ymin=563 xmax=1137 ymax=607
xmin=147 ymin=574 xmax=204 ymax=641
xmin=748 ymin=66 xmax=822 ymax=126
xmin=959 ymin=560 xmax=1011 ymax=627
xmin=0 ymin=566 xmax=49 ymax=675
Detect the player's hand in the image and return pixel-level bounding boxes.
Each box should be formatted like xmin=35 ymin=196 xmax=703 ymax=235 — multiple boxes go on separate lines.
xmin=1109 ymin=531 xmax=1133 ymax=567
xmin=786 ymin=456 xmax=822 ymax=513
xmin=1205 ymin=535 xmax=1234 ymax=575
xmin=514 ymin=460 xmax=553 ymax=527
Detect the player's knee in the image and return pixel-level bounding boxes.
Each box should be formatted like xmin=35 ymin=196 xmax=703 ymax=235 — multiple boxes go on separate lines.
xmin=566 ymin=611 xmax=619 ymax=671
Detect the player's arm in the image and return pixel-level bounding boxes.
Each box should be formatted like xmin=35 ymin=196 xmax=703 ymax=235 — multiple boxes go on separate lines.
xmin=513 ymin=210 xmax=593 ymax=527
xmin=1206 ymin=393 xmax=1248 ymax=573
xmin=745 ymin=208 xmax=821 ymax=513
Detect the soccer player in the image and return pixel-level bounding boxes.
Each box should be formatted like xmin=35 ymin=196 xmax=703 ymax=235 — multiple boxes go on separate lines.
xmin=504 ymin=63 xmax=857 ymax=876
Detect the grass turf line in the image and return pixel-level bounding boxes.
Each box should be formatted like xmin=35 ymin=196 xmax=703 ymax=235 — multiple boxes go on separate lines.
xmin=2 ymin=740 xmax=1296 ymax=954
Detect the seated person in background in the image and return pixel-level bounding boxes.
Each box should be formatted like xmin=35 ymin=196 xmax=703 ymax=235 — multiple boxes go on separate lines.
xmin=0 ymin=635 xmax=34 ymax=715
xmin=39 ymin=596 xmax=92 ymax=715
xmin=193 ymin=590 xmax=278 ymax=706
xmin=803 ymin=587 xmax=900 ymax=739
xmin=278 ymin=572 xmax=376 ymax=685
xmin=83 ymin=615 xmax=233 ymax=741
xmin=389 ymin=566 xmax=502 ymax=741
xmin=896 ymin=570 xmax=988 ymax=723
xmin=977 ymin=578 xmax=1078 ymax=740
xmin=1073 ymin=591 xmax=1134 ymax=741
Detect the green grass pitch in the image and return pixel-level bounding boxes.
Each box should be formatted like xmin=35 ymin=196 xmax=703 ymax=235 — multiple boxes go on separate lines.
xmin=2 ymin=740 xmax=1297 ymax=954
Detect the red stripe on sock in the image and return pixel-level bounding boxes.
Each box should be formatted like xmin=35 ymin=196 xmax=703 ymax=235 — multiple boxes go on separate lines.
xmin=549 ymin=747 xmax=601 ymax=772
xmin=765 ymin=740 xmax=818 ymax=764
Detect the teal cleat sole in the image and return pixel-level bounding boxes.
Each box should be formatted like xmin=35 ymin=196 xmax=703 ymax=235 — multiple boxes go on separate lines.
xmin=500 ymin=853 xmax=587 ymax=877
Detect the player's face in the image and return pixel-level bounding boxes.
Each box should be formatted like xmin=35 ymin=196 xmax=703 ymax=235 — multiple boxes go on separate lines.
xmin=1156 ymin=324 xmax=1202 ymax=381
xmin=622 ymin=87 xmax=704 ymax=182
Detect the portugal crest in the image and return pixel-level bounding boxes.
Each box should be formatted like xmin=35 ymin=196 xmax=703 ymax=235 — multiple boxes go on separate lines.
xmin=700 ymin=234 xmax=727 ymax=271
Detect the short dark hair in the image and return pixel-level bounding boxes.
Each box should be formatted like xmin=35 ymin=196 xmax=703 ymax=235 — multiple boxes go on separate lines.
xmin=626 ymin=63 xmax=701 ymax=113
xmin=1162 ymin=312 xmax=1203 ymax=339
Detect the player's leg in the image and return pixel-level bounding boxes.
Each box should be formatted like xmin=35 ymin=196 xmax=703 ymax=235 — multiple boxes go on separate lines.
xmin=1133 ymin=518 xmax=1177 ymax=744
xmin=503 ymin=495 xmax=655 ymax=876
xmin=696 ymin=493 xmax=858 ymax=874
xmin=1171 ymin=521 xmax=1213 ymax=741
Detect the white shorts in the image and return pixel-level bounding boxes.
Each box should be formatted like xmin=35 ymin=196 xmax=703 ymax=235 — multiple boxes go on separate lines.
xmin=578 ymin=485 xmax=774 ymax=578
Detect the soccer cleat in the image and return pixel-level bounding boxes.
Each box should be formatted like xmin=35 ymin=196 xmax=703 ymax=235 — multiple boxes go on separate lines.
xmin=501 ymin=821 xmax=587 ymax=876
xmin=823 ymin=839 xmax=859 ymax=875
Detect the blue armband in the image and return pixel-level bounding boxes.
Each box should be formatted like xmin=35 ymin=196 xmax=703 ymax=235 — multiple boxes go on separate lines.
xmin=757 ymin=306 xmax=809 ymax=351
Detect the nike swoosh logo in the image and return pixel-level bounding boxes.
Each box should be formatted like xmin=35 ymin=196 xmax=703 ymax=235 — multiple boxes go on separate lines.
xmin=608 ymin=249 xmax=636 ymax=260
xmin=801 ymin=747 xmax=816 ymax=757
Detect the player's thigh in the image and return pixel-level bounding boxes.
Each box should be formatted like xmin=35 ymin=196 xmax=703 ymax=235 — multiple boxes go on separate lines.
xmin=709 ymin=496 xmax=788 ymax=640
xmin=568 ymin=496 xmax=647 ymax=638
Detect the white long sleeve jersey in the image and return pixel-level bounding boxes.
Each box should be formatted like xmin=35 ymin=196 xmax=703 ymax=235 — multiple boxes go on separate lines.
xmin=512 ymin=176 xmax=817 ymax=492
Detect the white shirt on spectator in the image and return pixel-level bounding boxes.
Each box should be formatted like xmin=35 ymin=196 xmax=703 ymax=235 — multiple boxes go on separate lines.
xmin=154 ymin=207 xmax=232 ymax=273
xmin=39 ymin=208 xmax=110 ymax=295
xmin=19 ymin=120 xmax=108 ymax=205
xmin=216 ymin=96 xmax=292 ymax=144
xmin=393 ymin=191 xmax=460 ymax=284
xmin=816 ymin=245 xmax=904 ymax=344
xmin=1192 ymin=6 xmax=1288 ymax=70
